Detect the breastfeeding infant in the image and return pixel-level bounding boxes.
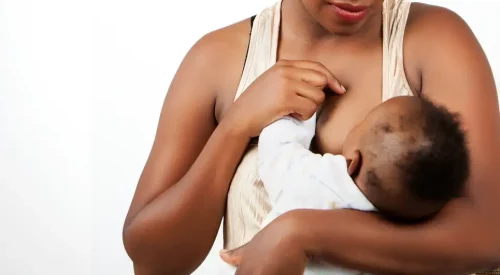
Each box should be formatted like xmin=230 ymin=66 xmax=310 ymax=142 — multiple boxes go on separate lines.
xmin=225 ymin=96 xmax=470 ymax=275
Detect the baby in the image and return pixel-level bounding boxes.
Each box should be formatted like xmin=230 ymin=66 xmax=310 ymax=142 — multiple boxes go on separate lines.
xmin=256 ymin=96 xmax=470 ymax=274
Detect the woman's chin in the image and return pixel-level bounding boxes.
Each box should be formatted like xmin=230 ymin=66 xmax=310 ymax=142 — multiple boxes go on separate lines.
xmin=318 ymin=16 xmax=369 ymax=36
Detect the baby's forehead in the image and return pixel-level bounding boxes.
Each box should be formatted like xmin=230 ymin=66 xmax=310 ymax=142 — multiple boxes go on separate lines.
xmin=370 ymin=99 xmax=423 ymax=130
xmin=364 ymin=104 xmax=426 ymax=158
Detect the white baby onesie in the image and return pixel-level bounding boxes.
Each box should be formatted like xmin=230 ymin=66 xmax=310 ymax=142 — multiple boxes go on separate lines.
xmin=257 ymin=113 xmax=376 ymax=275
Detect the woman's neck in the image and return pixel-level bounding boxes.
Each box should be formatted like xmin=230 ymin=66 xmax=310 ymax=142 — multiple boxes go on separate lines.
xmin=280 ymin=0 xmax=383 ymax=48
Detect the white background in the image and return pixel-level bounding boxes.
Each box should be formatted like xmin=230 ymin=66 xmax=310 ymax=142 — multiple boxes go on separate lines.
xmin=0 ymin=0 xmax=498 ymax=274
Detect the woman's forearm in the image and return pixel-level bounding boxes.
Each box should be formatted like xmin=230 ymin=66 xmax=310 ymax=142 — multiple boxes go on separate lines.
xmin=123 ymin=122 xmax=250 ymax=275
xmin=289 ymin=200 xmax=500 ymax=275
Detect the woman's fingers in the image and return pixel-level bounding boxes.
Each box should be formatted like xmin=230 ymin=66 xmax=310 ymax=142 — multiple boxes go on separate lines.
xmin=225 ymin=59 xmax=344 ymax=136
xmin=287 ymin=95 xmax=318 ymax=121
xmin=283 ymin=66 xmax=329 ymax=89
xmin=292 ymin=80 xmax=326 ymax=105
xmin=281 ymin=60 xmax=346 ymax=95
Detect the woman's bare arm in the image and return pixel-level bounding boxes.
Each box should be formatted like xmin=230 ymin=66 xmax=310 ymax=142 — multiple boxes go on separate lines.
xmin=121 ymin=18 xmax=346 ymax=274
xmin=122 ymin=28 xmax=252 ymax=274
xmin=284 ymin=5 xmax=500 ymax=275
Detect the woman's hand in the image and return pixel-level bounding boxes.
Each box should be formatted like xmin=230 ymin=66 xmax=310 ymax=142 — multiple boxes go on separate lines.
xmin=220 ymin=213 xmax=308 ymax=275
xmin=223 ymin=60 xmax=345 ymax=138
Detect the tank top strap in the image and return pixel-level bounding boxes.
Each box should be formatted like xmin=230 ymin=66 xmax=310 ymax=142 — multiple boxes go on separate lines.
xmin=382 ymin=0 xmax=413 ymax=102
xmin=233 ymin=0 xmax=282 ymax=102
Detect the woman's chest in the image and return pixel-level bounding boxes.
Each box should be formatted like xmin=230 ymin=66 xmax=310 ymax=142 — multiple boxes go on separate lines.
xmin=312 ymin=51 xmax=384 ymax=154
xmin=218 ymin=46 xmax=385 ymax=153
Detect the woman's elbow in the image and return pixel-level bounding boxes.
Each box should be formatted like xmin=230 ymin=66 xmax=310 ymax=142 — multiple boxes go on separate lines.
xmin=122 ymin=220 xmax=161 ymax=271
xmin=122 ymin=221 xmax=144 ymax=265
xmin=122 ymin=220 xmax=206 ymax=275
xmin=122 ymin=221 xmax=175 ymax=274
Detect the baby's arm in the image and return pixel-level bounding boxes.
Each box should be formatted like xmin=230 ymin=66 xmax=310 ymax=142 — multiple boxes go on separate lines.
xmin=257 ymin=114 xmax=318 ymax=203
xmin=258 ymin=115 xmax=369 ymax=228
xmin=258 ymin=114 xmax=375 ymax=228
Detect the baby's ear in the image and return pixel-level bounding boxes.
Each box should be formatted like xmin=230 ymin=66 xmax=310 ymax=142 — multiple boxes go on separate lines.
xmin=347 ymin=150 xmax=361 ymax=176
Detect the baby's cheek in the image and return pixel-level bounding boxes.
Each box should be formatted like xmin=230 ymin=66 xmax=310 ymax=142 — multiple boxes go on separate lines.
xmin=357 ymin=182 xmax=380 ymax=206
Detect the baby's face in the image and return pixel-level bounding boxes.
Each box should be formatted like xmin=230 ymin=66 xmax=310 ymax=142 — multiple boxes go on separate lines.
xmin=341 ymin=101 xmax=395 ymax=201
xmin=341 ymin=97 xmax=396 ymax=159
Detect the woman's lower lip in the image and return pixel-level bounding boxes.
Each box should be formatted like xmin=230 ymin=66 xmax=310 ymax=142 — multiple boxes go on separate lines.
xmin=330 ymin=4 xmax=368 ymax=23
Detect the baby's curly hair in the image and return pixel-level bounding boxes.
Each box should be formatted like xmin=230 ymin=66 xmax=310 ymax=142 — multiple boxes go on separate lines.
xmin=396 ymin=98 xmax=469 ymax=203
xmin=364 ymin=97 xmax=470 ymax=219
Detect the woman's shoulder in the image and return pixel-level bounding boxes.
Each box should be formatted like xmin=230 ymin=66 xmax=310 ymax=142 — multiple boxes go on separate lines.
xmin=403 ymin=2 xmax=480 ymax=90
xmin=189 ymin=17 xmax=252 ymax=78
xmin=405 ymin=2 xmax=476 ymax=56
xmin=406 ymin=2 xmax=472 ymax=38
xmin=180 ymin=17 xmax=255 ymax=121
xmin=194 ymin=18 xmax=252 ymax=55
xmin=187 ymin=18 xmax=253 ymax=111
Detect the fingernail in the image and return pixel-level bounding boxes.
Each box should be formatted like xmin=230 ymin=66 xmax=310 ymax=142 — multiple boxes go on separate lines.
xmin=220 ymin=249 xmax=229 ymax=253
xmin=341 ymin=85 xmax=347 ymax=93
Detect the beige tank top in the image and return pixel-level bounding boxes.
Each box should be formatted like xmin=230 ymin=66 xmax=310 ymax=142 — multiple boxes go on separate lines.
xmin=224 ymin=0 xmax=413 ymax=249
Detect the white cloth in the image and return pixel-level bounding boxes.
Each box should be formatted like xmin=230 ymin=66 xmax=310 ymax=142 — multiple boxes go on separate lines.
xmin=257 ymin=113 xmax=376 ymax=274
xmin=258 ymin=114 xmax=376 ymax=226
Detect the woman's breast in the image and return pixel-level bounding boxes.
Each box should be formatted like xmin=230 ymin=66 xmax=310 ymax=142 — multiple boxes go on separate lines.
xmin=315 ymin=85 xmax=382 ymax=154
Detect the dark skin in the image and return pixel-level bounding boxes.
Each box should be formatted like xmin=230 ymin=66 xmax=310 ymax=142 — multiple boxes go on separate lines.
xmin=123 ymin=0 xmax=500 ymax=274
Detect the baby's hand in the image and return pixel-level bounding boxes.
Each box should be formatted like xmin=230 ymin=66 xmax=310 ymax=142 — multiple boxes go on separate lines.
xmin=219 ymin=213 xmax=308 ymax=275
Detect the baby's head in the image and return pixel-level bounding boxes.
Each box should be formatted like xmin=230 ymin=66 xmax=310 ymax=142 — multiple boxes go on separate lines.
xmin=342 ymin=96 xmax=469 ymax=222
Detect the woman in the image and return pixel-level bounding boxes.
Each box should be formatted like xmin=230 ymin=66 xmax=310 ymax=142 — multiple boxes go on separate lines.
xmin=123 ymin=0 xmax=500 ymax=274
